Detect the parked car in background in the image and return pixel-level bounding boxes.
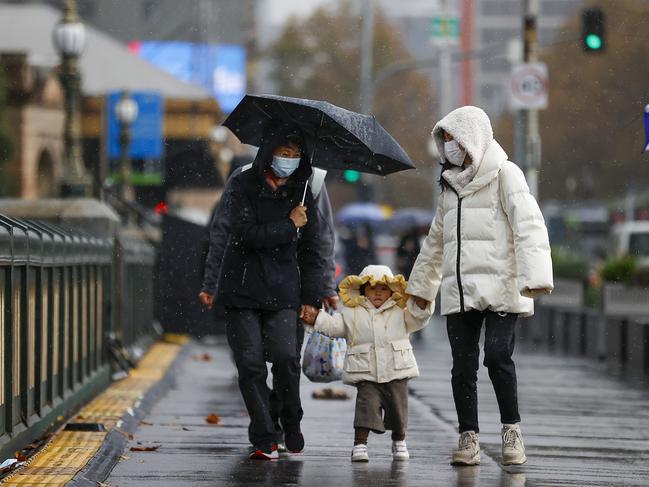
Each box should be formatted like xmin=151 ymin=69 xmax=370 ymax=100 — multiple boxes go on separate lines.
xmin=610 ymin=221 xmax=649 ymax=265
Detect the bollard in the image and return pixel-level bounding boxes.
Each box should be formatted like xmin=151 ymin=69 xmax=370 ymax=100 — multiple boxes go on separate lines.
xmin=564 ymin=311 xmax=584 ymax=356
xmin=606 ymin=317 xmax=628 ymax=376
xmin=627 ymin=320 xmax=649 ymax=381
xmin=532 ymin=306 xmax=551 ymax=350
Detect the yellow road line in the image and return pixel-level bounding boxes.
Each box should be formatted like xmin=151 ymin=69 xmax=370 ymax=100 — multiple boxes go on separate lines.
xmin=2 ymin=339 xmax=185 ymax=486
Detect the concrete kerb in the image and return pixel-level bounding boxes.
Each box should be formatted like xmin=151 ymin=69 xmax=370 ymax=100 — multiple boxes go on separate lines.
xmin=67 ymin=341 xmax=192 ymax=487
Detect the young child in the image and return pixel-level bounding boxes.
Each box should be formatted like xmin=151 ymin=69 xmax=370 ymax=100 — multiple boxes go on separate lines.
xmin=300 ymin=265 xmax=432 ymax=462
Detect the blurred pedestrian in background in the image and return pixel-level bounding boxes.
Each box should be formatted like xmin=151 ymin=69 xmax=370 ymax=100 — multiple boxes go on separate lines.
xmin=396 ymin=228 xmax=421 ymax=279
xmin=342 ymin=223 xmax=377 ymax=275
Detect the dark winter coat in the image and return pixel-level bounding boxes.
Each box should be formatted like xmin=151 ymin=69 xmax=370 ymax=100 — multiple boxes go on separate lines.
xmin=201 ymin=167 xmax=336 ymax=299
xmin=213 ymin=130 xmax=326 ymax=311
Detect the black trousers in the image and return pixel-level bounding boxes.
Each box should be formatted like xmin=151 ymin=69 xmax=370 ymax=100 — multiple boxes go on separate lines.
xmin=225 ymin=307 xmax=303 ymax=448
xmin=269 ymin=324 xmax=305 ymax=438
xmin=446 ymin=310 xmax=521 ymax=433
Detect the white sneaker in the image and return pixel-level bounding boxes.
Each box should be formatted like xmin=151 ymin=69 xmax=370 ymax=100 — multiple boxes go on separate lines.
xmin=451 ymin=431 xmax=480 ymax=466
xmin=351 ymin=443 xmax=369 ymax=462
xmin=501 ymin=424 xmax=527 ymax=465
xmin=392 ymin=440 xmax=410 ymax=461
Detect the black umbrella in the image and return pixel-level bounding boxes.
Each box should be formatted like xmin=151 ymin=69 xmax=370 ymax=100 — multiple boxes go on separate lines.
xmin=223 ymin=94 xmax=416 ymax=177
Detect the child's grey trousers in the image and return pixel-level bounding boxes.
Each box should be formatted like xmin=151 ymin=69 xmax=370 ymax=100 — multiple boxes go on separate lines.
xmin=353 ymin=379 xmax=409 ymax=436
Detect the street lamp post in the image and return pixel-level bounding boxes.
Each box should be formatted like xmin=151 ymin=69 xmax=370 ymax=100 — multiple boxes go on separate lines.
xmin=115 ymin=91 xmax=139 ymax=203
xmin=53 ymin=0 xmax=91 ymax=197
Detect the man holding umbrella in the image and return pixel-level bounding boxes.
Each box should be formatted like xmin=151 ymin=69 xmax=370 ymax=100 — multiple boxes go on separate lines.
xmin=199 ymin=145 xmax=338 ymax=454
xmin=212 ymin=122 xmax=325 ymax=459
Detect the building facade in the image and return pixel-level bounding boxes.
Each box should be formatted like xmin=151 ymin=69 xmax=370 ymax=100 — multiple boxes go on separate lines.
xmin=1 ymin=53 xmax=65 ymax=198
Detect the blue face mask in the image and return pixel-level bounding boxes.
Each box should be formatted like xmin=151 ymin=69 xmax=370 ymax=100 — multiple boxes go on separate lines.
xmin=271 ymin=155 xmax=301 ymax=178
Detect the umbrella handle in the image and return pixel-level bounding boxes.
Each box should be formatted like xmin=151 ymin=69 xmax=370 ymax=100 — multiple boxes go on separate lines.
xmin=298 ymin=114 xmax=322 ymax=232
xmin=301 ymin=181 xmax=309 ymax=206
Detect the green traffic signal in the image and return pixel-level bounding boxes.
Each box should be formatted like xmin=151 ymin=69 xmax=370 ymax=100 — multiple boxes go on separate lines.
xmin=582 ymin=8 xmax=605 ymax=53
xmin=585 ymin=34 xmax=602 ymax=50
xmin=343 ymin=170 xmax=361 ymax=183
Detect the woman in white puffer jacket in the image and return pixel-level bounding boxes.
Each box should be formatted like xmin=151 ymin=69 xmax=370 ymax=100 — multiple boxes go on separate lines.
xmin=407 ymin=106 xmax=553 ymax=468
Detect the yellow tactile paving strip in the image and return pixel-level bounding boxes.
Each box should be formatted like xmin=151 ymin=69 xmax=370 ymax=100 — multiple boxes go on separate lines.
xmin=2 ymin=337 xmax=187 ymax=486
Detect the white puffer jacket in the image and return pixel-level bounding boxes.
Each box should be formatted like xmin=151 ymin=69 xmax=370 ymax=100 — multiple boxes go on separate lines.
xmin=307 ymin=265 xmax=432 ymax=385
xmin=407 ymin=106 xmax=553 ymax=317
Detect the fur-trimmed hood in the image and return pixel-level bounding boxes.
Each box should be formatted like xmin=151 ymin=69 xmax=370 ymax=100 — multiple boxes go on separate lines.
xmin=338 ymin=265 xmax=407 ymax=309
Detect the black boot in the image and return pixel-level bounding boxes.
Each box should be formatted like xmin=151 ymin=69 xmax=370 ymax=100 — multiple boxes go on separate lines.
xmin=284 ymin=427 xmax=304 ymax=453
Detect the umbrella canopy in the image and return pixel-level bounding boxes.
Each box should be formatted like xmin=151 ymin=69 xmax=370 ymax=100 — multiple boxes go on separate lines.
xmin=387 ymin=207 xmax=434 ymax=233
xmin=223 ymin=94 xmax=415 ymax=176
xmin=337 ymin=203 xmax=393 ymax=227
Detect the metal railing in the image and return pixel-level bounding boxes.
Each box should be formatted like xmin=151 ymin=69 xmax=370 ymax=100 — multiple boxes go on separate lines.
xmin=520 ymin=280 xmax=649 ymax=384
xmin=0 ymin=214 xmax=157 ymax=457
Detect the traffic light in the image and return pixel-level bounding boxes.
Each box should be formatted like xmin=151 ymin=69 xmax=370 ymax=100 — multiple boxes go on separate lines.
xmin=343 ymin=170 xmax=361 ymax=183
xmin=582 ymin=8 xmax=605 ymax=53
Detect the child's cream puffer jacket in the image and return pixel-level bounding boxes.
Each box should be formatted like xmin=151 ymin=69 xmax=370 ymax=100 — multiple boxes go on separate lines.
xmin=308 ymin=265 xmax=432 ymax=385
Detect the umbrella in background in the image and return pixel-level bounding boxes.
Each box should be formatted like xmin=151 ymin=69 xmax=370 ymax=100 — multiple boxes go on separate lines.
xmin=337 ymin=203 xmax=393 ymax=228
xmin=223 ymin=94 xmax=415 ymax=177
xmin=386 ymin=208 xmax=434 ymax=233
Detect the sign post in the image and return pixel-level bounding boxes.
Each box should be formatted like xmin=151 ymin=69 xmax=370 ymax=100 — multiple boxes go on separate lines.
xmin=510 ymin=62 xmax=549 ymax=111
xmin=514 ymin=0 xmax=545 ymax=199
xmin=430 ymin=12 xmax=461 ymax=121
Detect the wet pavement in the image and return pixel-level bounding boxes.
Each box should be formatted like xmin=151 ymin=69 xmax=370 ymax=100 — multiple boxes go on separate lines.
xmin=105 ymin=316 xmax=649 ymax=486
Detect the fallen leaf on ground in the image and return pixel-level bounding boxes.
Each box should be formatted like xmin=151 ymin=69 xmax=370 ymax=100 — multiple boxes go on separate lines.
xmin=140 ymin=421 xmax=153 ymax=426
xmin=182 ymin=427 xmax=191 ymax=431
xmin=201 ymin=353 xmax=212 ymax=361
xmin=312 ymin=388 xmax=351 ymax=400
xmin=129 ymin=445 xmax=160 ymax=452
xmin=119 ymin=455 xmax=130 ymax=461
xmin=205 ymin=413 xmax=221 ymax=425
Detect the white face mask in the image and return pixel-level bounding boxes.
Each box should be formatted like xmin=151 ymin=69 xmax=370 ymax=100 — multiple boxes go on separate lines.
xmin=444 ymin=140 xmax=466 ymax=166
xmin=271 ymin=155 xmax=301 ymax=178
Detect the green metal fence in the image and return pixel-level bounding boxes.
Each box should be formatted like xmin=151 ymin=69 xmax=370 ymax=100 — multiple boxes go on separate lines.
xmin=0 ymin=215 xmax=156 ymax=457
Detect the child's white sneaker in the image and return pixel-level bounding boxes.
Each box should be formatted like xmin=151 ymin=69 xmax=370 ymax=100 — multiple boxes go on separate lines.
xmin=351 ymin=443 xmax=369 ymax=462
xmin=451 ymin=431 xmax=480 ymax=465
xmin=501 ymin=424 xmax=527 ymax=465
xmin=392 ymin=440 xmax=410 ymax=460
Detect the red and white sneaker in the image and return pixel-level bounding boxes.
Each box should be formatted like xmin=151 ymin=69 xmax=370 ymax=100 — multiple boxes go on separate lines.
xmin=249 ymin=444 xmax=279 ymax=460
